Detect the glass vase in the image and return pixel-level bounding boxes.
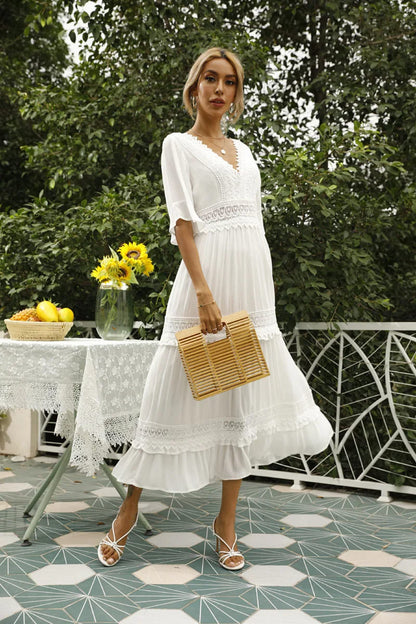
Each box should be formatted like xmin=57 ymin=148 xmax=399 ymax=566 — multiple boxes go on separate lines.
xmin=95 ymin=281 xmax=134 ymax=340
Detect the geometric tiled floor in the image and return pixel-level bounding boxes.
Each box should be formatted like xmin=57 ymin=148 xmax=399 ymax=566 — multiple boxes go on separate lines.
xmin=0 ymin=455 xmax=415 ymax=624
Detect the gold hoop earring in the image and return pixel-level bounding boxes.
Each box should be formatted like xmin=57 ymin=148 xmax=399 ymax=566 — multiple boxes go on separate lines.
xmin=191 ymin=96 xmax=197 ymax=109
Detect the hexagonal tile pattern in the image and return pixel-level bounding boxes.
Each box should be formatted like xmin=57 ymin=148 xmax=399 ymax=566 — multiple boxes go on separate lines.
xmin=0 ymin=470 xmax=15 ymax=479
xmin=1 ymin=458 xmax=416 ymax=624
xmin=133 ymin=564 xmax=200 ymax=585
xmin=395 ymin=559 xmax=416 ymax=576
xmin=245 ymin=611 xmax=321 ymax=624
xmin=392 ymin=501 xmax=416 ymax=509
xmin=147 ymin=532 xmax=203 ymax=548
xmin=339 ymin=550 xmax=401 ymax=567
xmin=33 ymin=456 xmax=58 ymax=463
xmin=0 ymin=482 xmax=33 ymax=492
xmin=241 ymin=565 xmax=306 ymax=586
xmin=369 ymin=614 xmax=416 ymax=624
xmin=29 ymin=564 xmax=95 ymax=585
xmin=120 ymin=609 xmax=197 ymax=624
xmin=239 ymin=533 xmax=295 ymax=548
xmin=92 ymin=486 xmax=124 ymax=497
xmin=306 ymin=489 xmax=349 ymax=499
xmin=54 ymin=531 xmax=105 ymax=547
xmin=0 ymin=597 xmax=22 ymax=618
xmin=0 ymin=532 xmax=19 ymax=547
xmin=140 ymin=501 xmax=168 ymax=514
xmin=281 ymin=514 xmax=332 ymax=527
xmin=45 ymin=501 xmax=90 ymax=513
xmin=272 ymin=484 xmax=297 ymax=492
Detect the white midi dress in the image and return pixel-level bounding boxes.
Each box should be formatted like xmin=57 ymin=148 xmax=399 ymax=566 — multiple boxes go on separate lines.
xmin=112 ymin=131 xmax=333 ymax=493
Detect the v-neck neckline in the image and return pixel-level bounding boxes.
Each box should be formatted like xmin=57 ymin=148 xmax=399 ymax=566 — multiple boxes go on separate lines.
xmin=184 ymin=132 xmax=240 ymax=174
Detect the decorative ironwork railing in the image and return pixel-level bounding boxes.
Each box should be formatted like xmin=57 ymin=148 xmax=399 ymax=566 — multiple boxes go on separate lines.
xmin=252 ymin=323 xmax=416 ymax=501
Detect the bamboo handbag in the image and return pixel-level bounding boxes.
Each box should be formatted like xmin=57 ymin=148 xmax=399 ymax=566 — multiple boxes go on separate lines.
xmin=175 ymin=310 xmax=270 ymax=400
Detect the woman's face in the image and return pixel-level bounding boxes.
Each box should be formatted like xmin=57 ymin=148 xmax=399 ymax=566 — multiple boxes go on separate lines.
xmin=193 ymin=57 xmax=237 ymax=120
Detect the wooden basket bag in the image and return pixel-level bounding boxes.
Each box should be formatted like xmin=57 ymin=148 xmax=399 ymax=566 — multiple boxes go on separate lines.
xmin=175 ymin=310 xmax=270 ymax=401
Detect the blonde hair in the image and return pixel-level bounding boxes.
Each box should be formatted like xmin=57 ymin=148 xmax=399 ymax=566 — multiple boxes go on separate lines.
xmin=183 ymin=47 xmax=244 ymax=124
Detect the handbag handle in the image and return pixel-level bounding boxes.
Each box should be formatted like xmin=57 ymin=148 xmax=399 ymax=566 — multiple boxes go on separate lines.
xmin=175 ymin=310 xmax=250 ymax=343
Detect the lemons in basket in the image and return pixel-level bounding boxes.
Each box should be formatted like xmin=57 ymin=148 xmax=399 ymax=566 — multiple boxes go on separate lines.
xmin=57 ymin=307 xmax=74 ymax=322
xmin=10 ymin=301 xmax=75 ymax=324
xmin=36 ymin=301 xmax=59 ymax=322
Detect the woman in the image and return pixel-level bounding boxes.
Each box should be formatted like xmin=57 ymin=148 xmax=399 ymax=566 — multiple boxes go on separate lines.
xmin=98 ymin=47 xmax=333 ymax=570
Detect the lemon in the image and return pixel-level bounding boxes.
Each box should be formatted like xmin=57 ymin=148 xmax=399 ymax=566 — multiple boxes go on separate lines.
xmin=58 ymin=307 xmax=74 ymax=322
xmin=36 ymin=301 xmax=59 ymax=322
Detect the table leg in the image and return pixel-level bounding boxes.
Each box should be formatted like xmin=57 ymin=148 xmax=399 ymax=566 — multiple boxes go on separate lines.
xmin=21 ymin=445 xmax=72 ymax=546
xmin=23 ymin=444 xmax=72 ymax=518
xmin=100 ymin=460 xmax=153 ymax=535
xmin=21 ymin=447 xmax=152 ymax=545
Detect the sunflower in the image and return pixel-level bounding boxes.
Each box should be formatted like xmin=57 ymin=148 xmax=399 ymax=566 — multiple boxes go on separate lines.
xmin=91 ymin=265 xmax=105 ymax=281
xmin=119 ymin=242 xmax=148 ymax=268
xmin=141 ymin=256 xmax=155 ymax=277
xmin=91 ymin=243 xmax=153 ymax=288
xmin=91 ymin=256 xmax=121 ymax=283
xmin=116 ymin=260 xmax=133 ymax=283
xmin=101 ymin=256 xmax=121 ymax=278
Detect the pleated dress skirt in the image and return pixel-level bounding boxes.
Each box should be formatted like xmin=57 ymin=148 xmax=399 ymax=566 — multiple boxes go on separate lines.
xmin=112 ymin=225 xmax=333 ymax=493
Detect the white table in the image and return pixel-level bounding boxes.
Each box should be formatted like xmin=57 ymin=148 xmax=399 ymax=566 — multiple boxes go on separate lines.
xmin=0 ymin=337 xmax=159 ymax=544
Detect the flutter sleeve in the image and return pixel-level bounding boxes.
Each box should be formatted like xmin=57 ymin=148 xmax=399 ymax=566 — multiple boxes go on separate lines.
xmin=161 ymin=133 xmax=204 ymax=246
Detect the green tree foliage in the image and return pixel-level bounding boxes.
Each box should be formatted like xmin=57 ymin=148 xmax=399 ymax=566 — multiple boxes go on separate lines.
xmin=18 ymin=1 xmax=269 ymax=204
xmin=0 ymin=0 xmax=68 ymax=209
xmin=262 ymin=123 xmax=408 ymax=324
xmin=0 ymin=173 xmax=176 ymax=332
xmin=250 ymin=1 xmax=416 ymax=155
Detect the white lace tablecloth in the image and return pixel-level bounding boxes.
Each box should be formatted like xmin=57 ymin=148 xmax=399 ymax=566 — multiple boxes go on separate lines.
xmin=0 ymin=338 xmax=159 ymax=475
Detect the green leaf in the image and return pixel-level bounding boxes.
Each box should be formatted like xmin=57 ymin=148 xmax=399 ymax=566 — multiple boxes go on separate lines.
xmin=109 ymin=246 xmax=119 ymax=260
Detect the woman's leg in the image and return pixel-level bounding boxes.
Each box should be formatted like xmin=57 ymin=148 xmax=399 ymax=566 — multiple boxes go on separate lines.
xmin=100 ymin=484 xmax=143 ymax=564
xmin=214 ymin=479 xmax=243 ymax=568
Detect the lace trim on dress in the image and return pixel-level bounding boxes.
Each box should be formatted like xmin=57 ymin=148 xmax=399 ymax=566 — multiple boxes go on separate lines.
xmin=197 ymin=220 xmax=262 ymax=234
xmin=198 ymin=200 xmax=258 ymax=221
xmin=160 ymin=308 xmax=280 ymax=346
xmin=185 ymin=201 xmax=262 ymax=234
xmin=132 ymin=400 xmax=323 ymax=454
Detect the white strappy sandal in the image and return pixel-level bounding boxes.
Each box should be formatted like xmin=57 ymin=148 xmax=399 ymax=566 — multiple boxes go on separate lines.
xmin=97 ymin=511 xmax=138 ymax=567
xmin=212 ymin=517 xmax=245 ymax=571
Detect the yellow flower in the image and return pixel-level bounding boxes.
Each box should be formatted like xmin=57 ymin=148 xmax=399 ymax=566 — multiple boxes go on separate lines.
xmin=91 ymin=265 xmax=105 ymax=281
xmin=141 ymin=256 xmax=154 ymax=276
xmin=91 ymin=243 xmax=154 ymax=287
xmin=119 ymin=242 xmax=148 ymax=268
xmin=90 ymin=257 xmax=114 ymax=282
xmin=100 ymin=256 xmax=120 ymax=278
xmin=117 ymin=260 xmax=133 ymax=283
xmin=91 ymin=256 xmax=133 ymax=284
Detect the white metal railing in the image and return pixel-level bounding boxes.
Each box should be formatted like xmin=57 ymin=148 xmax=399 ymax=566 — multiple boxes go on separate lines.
xmin=252 ymin=322 xmax=416 ymax=501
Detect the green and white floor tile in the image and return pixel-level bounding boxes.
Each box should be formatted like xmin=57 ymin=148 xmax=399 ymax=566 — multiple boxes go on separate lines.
xmin=0 ymin=456 xmax=415 ymax=624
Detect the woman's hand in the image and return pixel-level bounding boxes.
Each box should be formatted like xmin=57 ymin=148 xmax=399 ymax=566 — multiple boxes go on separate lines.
xmin=197 ymin=294 xmax=224 ymax=335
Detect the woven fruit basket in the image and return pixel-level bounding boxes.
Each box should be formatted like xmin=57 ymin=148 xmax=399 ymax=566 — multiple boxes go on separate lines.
xmin=5 ymin=320 xmax=73 ymax=341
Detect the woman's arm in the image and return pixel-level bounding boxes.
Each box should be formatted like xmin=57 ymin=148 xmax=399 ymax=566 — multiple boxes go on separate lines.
xmin=175 ymin=218 xmax=223 ymax=334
